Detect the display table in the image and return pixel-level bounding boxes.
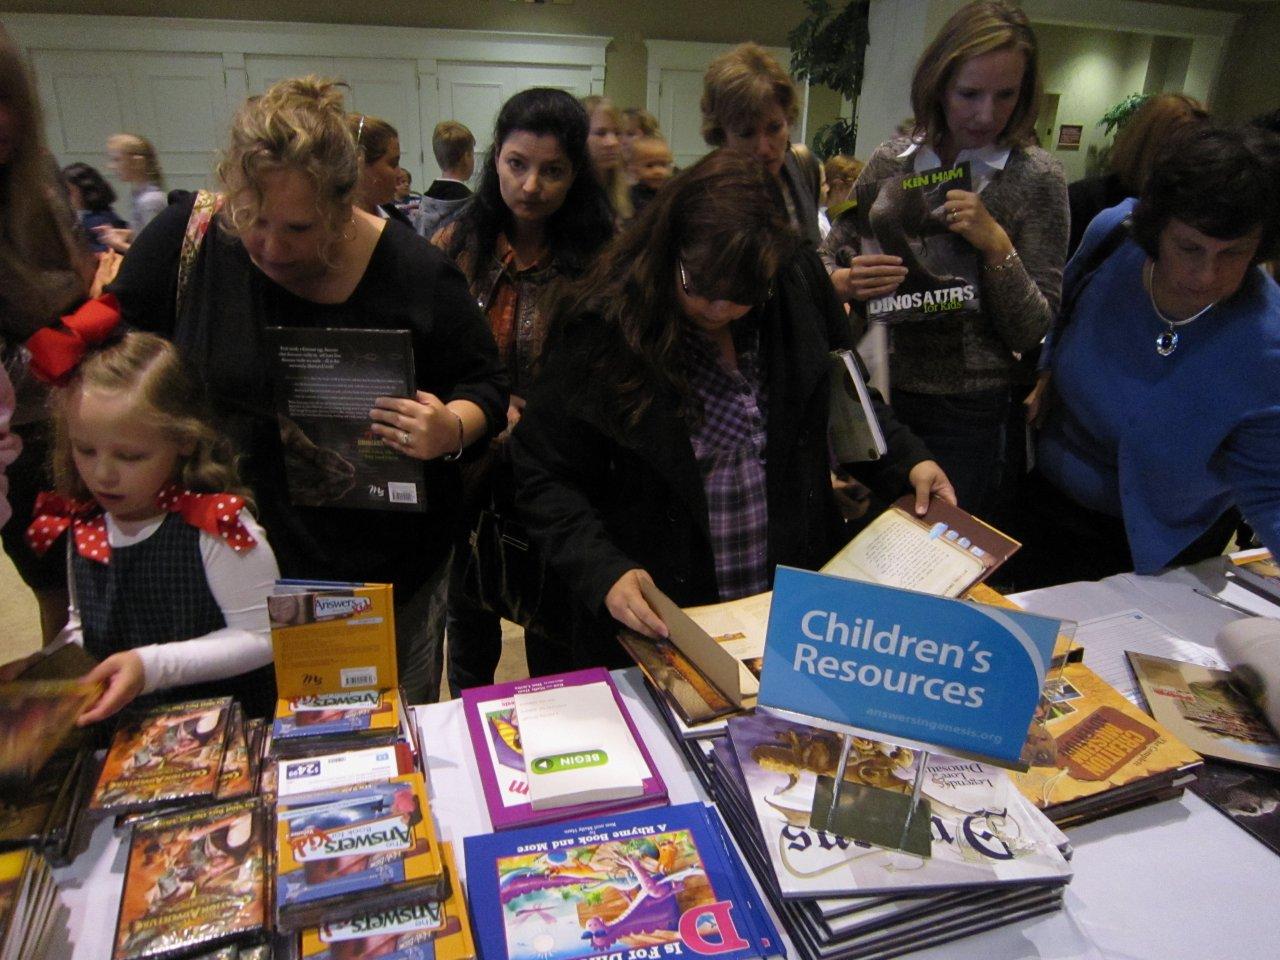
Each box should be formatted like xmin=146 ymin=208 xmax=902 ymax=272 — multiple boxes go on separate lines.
xmin=48 ymin=560 xmax=1280 ymax=960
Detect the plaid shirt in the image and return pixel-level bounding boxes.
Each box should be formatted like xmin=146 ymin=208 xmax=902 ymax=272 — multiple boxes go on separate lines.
xmin=684 ymin=325 xmax=770 ymax=600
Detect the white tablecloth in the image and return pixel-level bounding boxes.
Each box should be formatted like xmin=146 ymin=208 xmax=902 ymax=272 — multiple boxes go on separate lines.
xmin=48 ymin=560 xmax=1280 ymax=959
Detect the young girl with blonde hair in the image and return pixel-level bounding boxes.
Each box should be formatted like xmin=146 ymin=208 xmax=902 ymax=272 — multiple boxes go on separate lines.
xmin=11 ymin=322 xmax=279 ymax=721
xmin=581 ymin=95 xmax=632 ymax=221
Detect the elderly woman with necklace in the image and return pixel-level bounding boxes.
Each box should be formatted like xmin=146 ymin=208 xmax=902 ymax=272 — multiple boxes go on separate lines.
xmin=1011 ymin=124 xmax=1280 ymax=588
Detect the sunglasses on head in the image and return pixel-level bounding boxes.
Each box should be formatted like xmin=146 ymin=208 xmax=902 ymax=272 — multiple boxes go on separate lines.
xmin=678 ymin=258 xmax=775 ymax=307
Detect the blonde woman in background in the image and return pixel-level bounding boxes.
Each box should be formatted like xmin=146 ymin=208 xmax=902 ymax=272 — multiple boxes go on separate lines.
xmin=700 ymin=43 xmax=821 ymax=247
xmin=581 ymin=95 xmax=631 ymax=221
xmin=107 ymin=133 xmax=166 ymax=232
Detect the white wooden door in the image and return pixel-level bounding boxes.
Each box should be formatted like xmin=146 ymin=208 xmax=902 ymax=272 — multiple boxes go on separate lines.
xmin=31 ymin=49 xmax=228 ymax=215
xmin=430 ymin=61 xmax=596 ymax=179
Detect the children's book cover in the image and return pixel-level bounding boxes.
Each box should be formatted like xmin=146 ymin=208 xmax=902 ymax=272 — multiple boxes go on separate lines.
xmin=850 ymin=162 xmax=982 ymax=323
xmin=1129 ymin=651 xmax=1280 ymax=771
xmin=275 ymin=773 xmax=445 ymax=930
xmin=112 ymin=798 xmax=266 ymax=960
xmin=462 ymin=669 xmax=666 ymax=831
xmin=90 ymin=698 xmax=233 ymax=815
xmin=1190 ymin=759 xmax=1280 ymax=856
xmin=726 ymin=712 xmax=1070 ymax=898
xmin=298 ymin=841 xmax=476 ymax=960
xmin=1008 ymin=662 xmax=1202 ymax=823
xmin=272 ymin=689 xmax=401 ymax=745
xmin=463 ymin=802 xmax=779 ymax=960
xmin=268 ymin=582 xmax=398 ymax=700
xmin=264 ymin=326 xmax=426 ymax=513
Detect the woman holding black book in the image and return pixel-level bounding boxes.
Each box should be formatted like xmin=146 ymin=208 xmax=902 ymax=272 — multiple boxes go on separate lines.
xmin=109 ymin=76 xmax=508 ymax=703
xmin=510 ymin=151 xmax=951 ymax=672
xmin=820 ymin=0 xmax=1068 ymax=523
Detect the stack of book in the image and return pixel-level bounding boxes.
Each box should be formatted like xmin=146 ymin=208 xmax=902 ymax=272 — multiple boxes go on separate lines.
xmin=89 ymin=697 xmax=240 ymax=819
xmin=711 ymin=713 xmax=1073 ymax=960
xmin=269 ymin=687 xmax=412 ymax=760
xmin=296 ymin=842 xmax=475 ymax=960
xmin=462 ymin=802 xmax=783 ymax=960
xmin=0 ymin=748 xmax=95 ymax=865
xmin=1008 ymin=661 xmax=1203 ymax=826
xmin=112 ymin=797 xmax=269 ymax=959
xmin=461 ymin=668 xmax=667 ymax=830
xmin=273 ymin=772 xmax=448 ymax=932
xmin=0 ymin=848 xmax=59 ymax=960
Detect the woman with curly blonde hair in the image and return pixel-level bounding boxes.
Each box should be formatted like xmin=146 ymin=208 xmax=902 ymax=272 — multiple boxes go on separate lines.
xmin=109 ymin=76 xmax=508 ymax=702
xmin=581 ymin=95 xmax=631 ymax=221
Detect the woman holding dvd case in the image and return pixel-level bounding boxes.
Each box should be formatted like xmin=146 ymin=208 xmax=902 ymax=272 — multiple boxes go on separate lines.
xmin=820 ymin=0 xmax=1068 ymax=522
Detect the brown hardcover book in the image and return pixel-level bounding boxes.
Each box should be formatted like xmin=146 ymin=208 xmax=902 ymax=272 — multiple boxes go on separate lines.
xmin=0 ymin=679 xmax=101 ymax=791
xmin=1010 ymin=662 xmax=1202 ymax=824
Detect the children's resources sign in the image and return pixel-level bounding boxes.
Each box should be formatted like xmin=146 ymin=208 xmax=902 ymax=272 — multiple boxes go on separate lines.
xmin=758 ymin=567 xmax=1061 ymax=767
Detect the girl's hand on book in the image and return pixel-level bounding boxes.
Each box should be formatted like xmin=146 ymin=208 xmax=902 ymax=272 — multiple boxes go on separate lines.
xmin=833 ymin=255 xmax=908 ymax=302
xmin=943 ymin=189 xmax=1012 ymax=260
xmin=606 ymin=569 xmax=669 ymax=640
xmin=77 ymin=651 xmax=145 ymax=726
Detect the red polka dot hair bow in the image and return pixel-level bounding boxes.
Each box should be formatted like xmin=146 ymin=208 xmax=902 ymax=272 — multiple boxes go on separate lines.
xmin=26 ymin=492 xmax=110 ymax=562
xmin=25 ymin=294 xmax=124 ymax=385
xmin=156 ymin=485 xmax=258 ymax=555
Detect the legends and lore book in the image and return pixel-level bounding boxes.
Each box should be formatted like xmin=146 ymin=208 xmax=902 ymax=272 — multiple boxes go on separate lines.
xmin=851 ymin=161 xmax=982 ymax=323
xmin=1010 ymin=662 xmax=1202 ymax=825
xmin=821 ymin=494 xmax=1019 ymax=598
xmin=275 ymin=772 xmax=446 ymax=931
xmin=268 ymin=581 xmax=398 ymax=700
xmin=462 ymin=669 xmax=667 ymax=831
xmin=1129 ymin=651 xmax=1280 ymax=771
xmin=113 ymin=799 xmax=266 ymax=960
xmin=298 ymin=841 xmax=475 ymax=960
xmin=90 ymin=699 xmax=233 ymax=815
xmin=463 ymin=802 xmax=783 ymax=960
xmin=727 ymin=712 xmax=1072 ymax=898
xmin=265 ymin=326 xmax=425 ymax=512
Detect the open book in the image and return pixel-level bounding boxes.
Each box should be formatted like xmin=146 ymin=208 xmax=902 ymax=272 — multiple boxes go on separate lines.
xmin=621 ymin=498 xmax=1019 ymax=732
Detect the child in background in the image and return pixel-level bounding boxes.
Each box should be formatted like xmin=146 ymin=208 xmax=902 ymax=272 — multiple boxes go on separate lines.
xmin=627 ymin=136 xmax=674 ymax=218
xmin=9 ymin=319 xmax=279 ymax=721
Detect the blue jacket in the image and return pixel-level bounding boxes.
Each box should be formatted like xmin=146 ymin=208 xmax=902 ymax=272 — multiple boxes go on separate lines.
xmin=1039 ymin=201 xmax=1280 ymax=572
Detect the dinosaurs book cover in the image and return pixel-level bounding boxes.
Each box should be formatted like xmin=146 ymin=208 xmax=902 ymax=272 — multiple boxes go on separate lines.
xmin=851 ymin=161 xmax=982 ymax=323
xmin=463 ymin=802 xmax=781 ymax=960
xmin=726 ymin=713 xmax=1071 ymax=899
xmin=265 ymin=326 xmax=426 ymax=513
xmin=461 ymin=669 xmax=667 ymax=831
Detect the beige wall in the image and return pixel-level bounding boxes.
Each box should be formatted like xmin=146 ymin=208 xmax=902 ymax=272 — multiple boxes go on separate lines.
xmin=1036 ymin=22 xmax=1154 ymax=182
xmin=1 ymin=0 xmax=807 ymax=110
xmin=1215 ymin=2 xmax=1280 ymax=122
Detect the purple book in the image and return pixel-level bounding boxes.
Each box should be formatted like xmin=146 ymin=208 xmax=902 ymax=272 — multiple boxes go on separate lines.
xmin=461 ymin=667 xmax=669 ymax=830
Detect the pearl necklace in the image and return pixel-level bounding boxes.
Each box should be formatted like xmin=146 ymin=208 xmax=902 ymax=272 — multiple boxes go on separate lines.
xmin=1144 ymin=260 xmax=1217 ymax=357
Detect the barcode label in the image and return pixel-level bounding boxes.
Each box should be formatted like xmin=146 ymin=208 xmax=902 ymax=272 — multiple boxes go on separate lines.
xmin=387 ymin=482 xmax=418 ymax=504
xmin=341 ymin=667 xmax=378 ymax=688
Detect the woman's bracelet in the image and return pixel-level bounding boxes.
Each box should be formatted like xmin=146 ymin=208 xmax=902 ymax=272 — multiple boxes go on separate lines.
xmin=983 ymin=249 xmax=1020 ymax=272
xmin=442 ymin=410 xmax=465 ymax=462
